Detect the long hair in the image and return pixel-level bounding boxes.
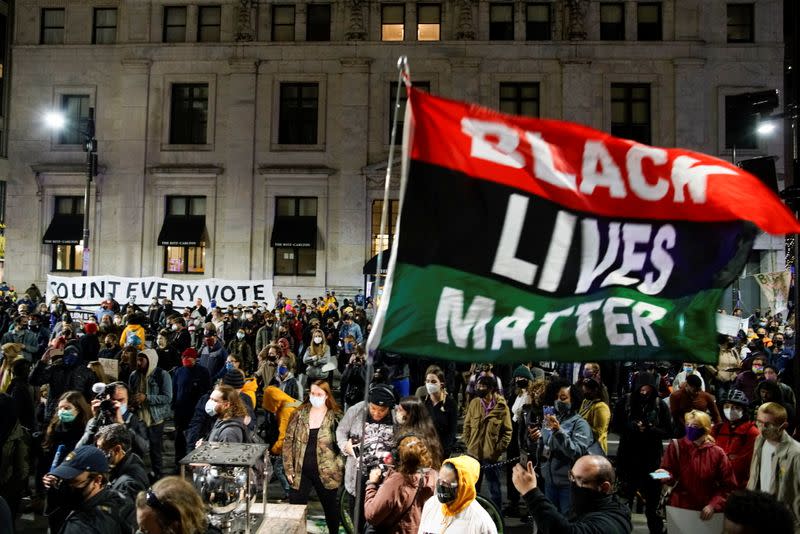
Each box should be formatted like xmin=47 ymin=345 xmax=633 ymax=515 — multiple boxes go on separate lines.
xmin=214 ymin=385 xmax=248 ymax=420
xmin=396 ymin=395 xmax=443 ymax=468
xmin=136 ymin=476 xmax=208 ymax=534
xmin=308 ymin=329 xmax=328 ymax=357
xmin=397 ymin=435 xmax=433 ymax=476
xmin=44 ymin=390 xmax=92 ymax=449
xmin=306 ymin=380 xmax=341 ymax=413
xmin=542 ymin=379 xmax=583 ymax=414
xmin=685 ymin=409 xmax=715 ymax=442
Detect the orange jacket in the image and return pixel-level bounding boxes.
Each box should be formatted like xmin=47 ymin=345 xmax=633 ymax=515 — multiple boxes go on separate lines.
xmin=262 ymin=386 xmax=299 ymax=455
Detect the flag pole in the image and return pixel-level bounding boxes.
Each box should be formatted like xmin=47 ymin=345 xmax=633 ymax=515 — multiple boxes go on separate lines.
xmin=352 ymin=55 xmax=411 ymax=534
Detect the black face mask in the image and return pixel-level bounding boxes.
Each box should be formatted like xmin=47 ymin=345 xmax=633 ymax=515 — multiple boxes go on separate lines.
xmin=475 ymin=387 xmax=490 ymax=398
xmin=570 ymin=483 xmax=605 ymax=515
xmin=436 ymin=482 xmax=458 ymax=504
xmin=515 ymin=379 xmax=529 ymax=390
xmin=48 ymin=479 xmax=90 ymax=512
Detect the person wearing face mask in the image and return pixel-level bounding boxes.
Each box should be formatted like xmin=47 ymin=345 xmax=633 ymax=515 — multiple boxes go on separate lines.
xmin=759 ymin=364 xmax=797 ymax=407
xmin=530 ymin=379 xmax=593 ymax=514
xmin=76 ymin=381 xmax=150 ymax=460
xmin=197 ymin=322 xmax=228 ymax=379
xmin=394 ymin=395 xmax=444 ymax=469
xmin=1 ymin=316 xmax=38 ymax=361
xmin=167 ymin=316 xmax=192 ymax=355
xmin=655 ymin=410 xmax=737 ymax=528
xmin=767 ymin=332 xmax=795 ymax=374
xmin=672 ymin=361 xmax=707 ymax=392
xmin=129 ymin=349 xmax=173 ymax=480
xmin=225 ymin=327 xmax=253 ymax=374
xmin=270 ymin=356 xmax=303 ymax=402
xmin=502 ymin=365 xmax=535 ymax=517
xmin=31 ymin=345 xmax=96 ymax=421
xmin=512 ymin=455 xmax=632 ymax=533
xmin=39 ymin=391 xmax=93 ymax=521
xmin=282 ymin=381 xmax=344 ymax=534
xmin=255 ymin=311 xmax=279 ymax=354
xmin=417 ymin=455 xmax=498 ymax=534
xmin=754 ymin=378 xmax=797 ymax=436
xmin=200 ymin=384 xmax=250 ymax=444
xmin=612 ymin=371 xmax=672 ymax=533
xmin=578 ymin=378 xmax=611 ymax=455
xmin=422 ymin=365 xmax=458 ymax=459
xmin=733 ymin=354 xmax=769 ymax=403
xmin=669 ymin=374 xmax=721 ymax=438
xmin=43 ymin=445 xmax=135 ymax=533
xmin=579 ymin=362 xmax=611 ymax=406
xmin=708 ymin=335 xmax=742 ymax=404
xmin=303 ymin=328 xmax=333 ymax=385
xmin=712 ymin=390 xmax=759 ymax=489
xmin=746 ymin=402 xmax=800 ymax=529
xmin=97 ymin=334 xmax=120 ymax=360
xmin=462 ymin=375 xmax=513 ymax=512
xmin=171 ymin=348 xmax=210 ymax=465
xmin=96 ymin=423 xmax=148 ymax=504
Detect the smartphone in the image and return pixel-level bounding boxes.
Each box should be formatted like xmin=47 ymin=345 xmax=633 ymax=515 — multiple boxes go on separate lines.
xmin=649 ymin=471 xmax=670 ymax=480
xmin=543 ymin=406 xmax=556 ymax=417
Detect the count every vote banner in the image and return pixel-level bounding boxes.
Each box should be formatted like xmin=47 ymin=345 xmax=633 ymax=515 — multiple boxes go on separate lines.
xmin=46 ymin=275 xmax=273 ymax=310
xmin=368 ymin=87 xmax=800 ymax=364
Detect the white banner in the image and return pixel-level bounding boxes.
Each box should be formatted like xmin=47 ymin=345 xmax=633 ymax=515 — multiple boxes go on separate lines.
xmin=46 ymin=275 xmax=274 ymax=310
xmin=753 ymin=270 xmax=791 ymax=316
xmin=716 ymin=313 xmax=750 ymax=336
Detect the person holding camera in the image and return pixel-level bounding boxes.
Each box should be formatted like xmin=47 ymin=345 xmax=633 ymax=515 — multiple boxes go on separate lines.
xmin=75 ymin=381 xmax=150 ymax=459
xmin=282 ymin=380 xmax=344 ymax=534
xmin=340 ymin=348 xmax=368 ymax=410
xmin=364 ymin=435 xmax=436 ymax=534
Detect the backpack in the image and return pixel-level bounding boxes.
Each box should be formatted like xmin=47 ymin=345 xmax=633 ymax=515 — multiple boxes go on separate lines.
xmin=218 ymin=418 xmax=265 ymax=445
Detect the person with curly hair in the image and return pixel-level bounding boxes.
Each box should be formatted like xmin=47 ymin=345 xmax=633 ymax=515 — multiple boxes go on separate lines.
xmin=136 ymin=475 xmax=221 ymax=534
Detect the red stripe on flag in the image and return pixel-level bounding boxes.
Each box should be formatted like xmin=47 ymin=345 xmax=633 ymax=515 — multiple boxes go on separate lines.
xmin=407 ymin=88 xmax=800 ymax=235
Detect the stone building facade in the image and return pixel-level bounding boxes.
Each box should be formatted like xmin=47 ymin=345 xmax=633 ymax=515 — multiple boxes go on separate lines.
xmin=1 ymin=0 xmax=787 ymax=307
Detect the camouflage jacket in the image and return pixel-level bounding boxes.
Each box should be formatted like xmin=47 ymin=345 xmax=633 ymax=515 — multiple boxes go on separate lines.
xmin=282 ymin=406 xmax=344 ymax=490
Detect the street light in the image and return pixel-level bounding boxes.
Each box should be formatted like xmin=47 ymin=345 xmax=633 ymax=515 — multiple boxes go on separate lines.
xmin=43 ymin=107 xmax=98 ymax=276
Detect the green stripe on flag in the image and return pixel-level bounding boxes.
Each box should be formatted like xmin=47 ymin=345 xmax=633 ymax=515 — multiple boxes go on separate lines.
xmin=378 ymin=263 xmax=722 ymax=364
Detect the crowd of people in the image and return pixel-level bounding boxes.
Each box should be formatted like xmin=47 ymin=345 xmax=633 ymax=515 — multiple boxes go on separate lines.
xmin=0 ymin=284 xmax=796 ymax=534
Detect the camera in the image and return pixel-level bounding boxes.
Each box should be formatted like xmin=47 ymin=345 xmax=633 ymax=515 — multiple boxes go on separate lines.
xmin=96 ymin=383 xmax=118 ymax=426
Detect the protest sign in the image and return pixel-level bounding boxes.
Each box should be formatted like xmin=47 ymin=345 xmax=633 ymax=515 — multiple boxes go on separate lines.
xmin=369 ymin=87 xmax=800 ymax=363
xmin=46 ymin=275 xmax=273 ymax=310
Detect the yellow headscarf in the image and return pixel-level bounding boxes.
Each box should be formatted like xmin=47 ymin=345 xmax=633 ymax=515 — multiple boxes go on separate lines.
xmin=441 ymin=455 xmax=480 ymax=517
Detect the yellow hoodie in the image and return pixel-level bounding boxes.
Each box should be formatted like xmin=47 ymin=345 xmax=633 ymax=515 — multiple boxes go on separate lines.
xmin=241 ymin=377 xmax=258 ymax=408
xmin=262 ymin=386 xmax=299 ymax=455
xmin=442 ymin=455 xmax=481 ymax=517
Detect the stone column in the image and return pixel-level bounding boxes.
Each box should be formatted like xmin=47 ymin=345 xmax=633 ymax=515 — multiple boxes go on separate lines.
xmin=673 ymin=58 xmax=707 ymax=152
xmin=451 ymin=58 xmax=481 ymax=105
xmin=560 ymin=59 xmax=593 ymax=126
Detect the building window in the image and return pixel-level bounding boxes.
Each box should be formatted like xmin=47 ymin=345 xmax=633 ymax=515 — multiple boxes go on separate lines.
xmin=499 ymin=82 xmax=540 ymax=117
xmin=51 ymin=196 xmax=84 ymax=273
xmin=278 ymin=82 xmax=319 ymax=145
xmin=490 ymin=4 xmax=514 ymax=40
xmin=92 ymin=8 xmax=117 ymax=44
xmin=637 ymin=3 xmax=661 ymax=41
xmin=611 ymin=83 xmax=651 ymax=145
xmin=371 ymin=199 xmax=400 ymax=258
xmin=57 ymin=94 xmax=90 ymax=145
xmin=526 ymin=3 xmax=551 ymax=40
xmin=198 ymin=6 xmax=221 ymax=42
xmin=382 ymin=4 xmax=405 ymax=41
xmin=600 ymin=3 xmax=625 ymax=40
xmin=417 ymin=4 xmax=440 ymax=41
xmin=163 ymin=6 xmax=187 ymax=43
xmin=306 ymin=4 xmax=331 ymax=41
xmin=163 ymin=196 xmax=206 ymax=274
xmin=390 ymin=81 xmax=429 ymax=143
xmin=169 ymin=84 xmax=209 ymax=145
xmin=727 ymin=3 xmax=754 ymax=43
xmin=272 ymin=5 xmax=295 ymax=41
xmin=274 ymin=197 xmax=317 ymax=276
xmin=40 ymin=8 xmax=65 ymax=44
xmin=725 ymin=95 xmax=758 ymax=150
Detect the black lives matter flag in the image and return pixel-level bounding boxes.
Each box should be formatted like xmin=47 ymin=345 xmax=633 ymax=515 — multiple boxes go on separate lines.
xmin=368 ymin=88 xmax=800 ymax=364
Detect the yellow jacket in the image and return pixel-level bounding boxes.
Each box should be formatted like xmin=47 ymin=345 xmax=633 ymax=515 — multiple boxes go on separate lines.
xmin=119 ymin=324 xmax=145 ymax=349
xmin=262 ymin=386 xmax=300 ymax=455
xmin=578 ymin=399 xmax=611 ymax=453
xmin=241 ymin=377 xmax=258 ymax=409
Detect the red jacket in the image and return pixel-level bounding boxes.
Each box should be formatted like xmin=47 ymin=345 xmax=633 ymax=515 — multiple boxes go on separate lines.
xmin=660 ymin=437 xmax=737 ymax=512
xmin=711 ymin=421 xmax=759 ymax=489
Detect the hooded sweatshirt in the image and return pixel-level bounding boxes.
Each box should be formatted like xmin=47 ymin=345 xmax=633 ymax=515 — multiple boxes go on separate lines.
xmin=0 ymin=343 xmax=24 ymax=393
xmin=261 ymin=386 xmax=299 ymax=455
xmin=128 ymin=349 xmax=173 ymax=425
xmin=417 ymin=456 xmax=498 ymax=534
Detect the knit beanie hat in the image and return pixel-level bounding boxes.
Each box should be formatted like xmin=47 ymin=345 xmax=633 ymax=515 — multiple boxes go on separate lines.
xmin=512 ymin=365 xmax=534 ymax=380
xmin=223 ymin=369 xmax=245 ymax=390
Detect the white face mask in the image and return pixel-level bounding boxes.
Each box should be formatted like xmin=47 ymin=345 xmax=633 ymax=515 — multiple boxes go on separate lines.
xmin=204 ymin=399 xmax=217 ymax=417
xmin=426 ymin=383 xmax=441 ymax=395
xmin=309 ymin=395 xmax=326 ymax=408
xmin=171 ymin=323 xmax=179 ymax=331
xmin=157 ymin=337 xmax=167 ymax=348
xmin=313 ymin=336 xmax=323 ymax=344
xmin=724 ymin=407 xmax=743 ymax=422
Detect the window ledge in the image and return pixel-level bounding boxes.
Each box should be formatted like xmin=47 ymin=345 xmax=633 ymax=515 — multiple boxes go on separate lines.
xmin=31 ymin=162 xmax=107 ymax=174
xmin=258 ymin=165 xmax=336 ymax=176
xmin=148 ymin=164 xmax=224 ymax=175
xmin=161 ymin=143 xmax=214 ymax=152
xmin=270 ymin=143 xmax=326 ymax=152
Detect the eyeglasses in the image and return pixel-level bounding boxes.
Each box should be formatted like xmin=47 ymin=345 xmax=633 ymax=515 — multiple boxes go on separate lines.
xmin=755 ymin=420 xmax=778 ymax=429
xmin=568 ymin=471 xmax=598 ymax=488
xmin=145 ymin=489 xmax=178 ymax=521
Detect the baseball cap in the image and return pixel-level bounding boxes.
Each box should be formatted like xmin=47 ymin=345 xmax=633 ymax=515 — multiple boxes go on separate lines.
xmin=49 ymin=446 xmax=109 ymax=480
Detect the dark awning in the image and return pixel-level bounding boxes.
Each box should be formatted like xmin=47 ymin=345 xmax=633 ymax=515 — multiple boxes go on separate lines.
xmin=271 ymin=216 xmax=317 ymax=248
xmin=157 ymin=215 xmax=206 ymax=246
xmin=42 ymin=214 xmax=83 ymax=244
xmin=363 ymin=249 xmax=390 ymax=275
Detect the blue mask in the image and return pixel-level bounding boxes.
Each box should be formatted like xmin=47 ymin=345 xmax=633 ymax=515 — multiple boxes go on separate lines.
xmin=119 ymin=402 xmax=127 ymax=416
xmin=225 ymin=362 xmax=234 ymax=371
xmin=278 ymin=366 xmax=288 ymax=376
xmin=63 ymin=354 xmax=78 ymax=366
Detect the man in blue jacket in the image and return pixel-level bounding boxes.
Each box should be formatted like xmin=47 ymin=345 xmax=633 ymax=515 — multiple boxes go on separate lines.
xmin=129 ymin=349 xmax=172 ymax=480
